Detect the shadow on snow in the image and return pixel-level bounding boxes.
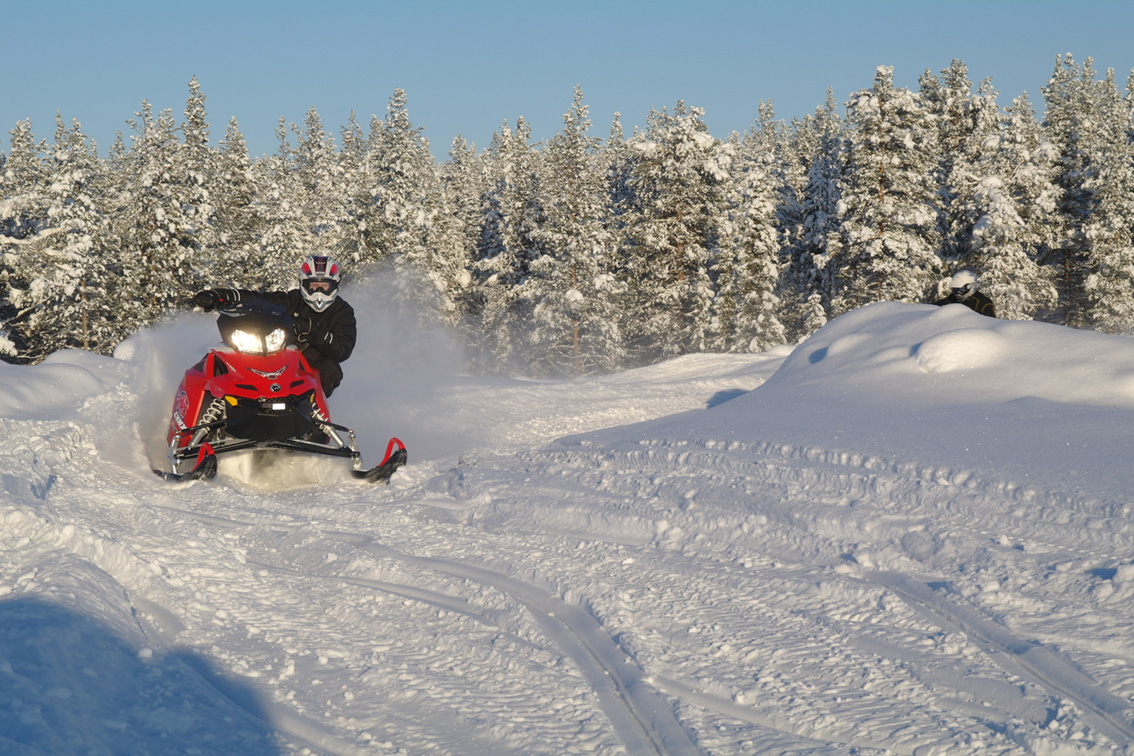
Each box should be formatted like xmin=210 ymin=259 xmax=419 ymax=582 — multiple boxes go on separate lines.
xmin=0 ymin=597 xmax=281 ymax=755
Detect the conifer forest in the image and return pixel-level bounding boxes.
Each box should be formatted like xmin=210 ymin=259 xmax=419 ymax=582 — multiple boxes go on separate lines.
xmin=2 ymin=54 xmax=1133 ymax=377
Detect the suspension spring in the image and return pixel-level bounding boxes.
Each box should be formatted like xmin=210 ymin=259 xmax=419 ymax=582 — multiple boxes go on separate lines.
xmin=311 ymin=404 xmax=347 ymax=448
xmin=190 ymin=397 xmax=227 ymax=447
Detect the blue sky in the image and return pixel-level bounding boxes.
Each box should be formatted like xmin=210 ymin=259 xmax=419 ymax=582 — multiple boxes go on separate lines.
xmin=3 ymin=0 xmax=1132 ymax=159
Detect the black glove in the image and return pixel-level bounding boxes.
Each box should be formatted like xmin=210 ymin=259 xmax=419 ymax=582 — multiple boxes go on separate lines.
xmin=191 ymin=289 xmax=222 ymax=312
xmin=294 ymin=316 xmax=313 ymax=343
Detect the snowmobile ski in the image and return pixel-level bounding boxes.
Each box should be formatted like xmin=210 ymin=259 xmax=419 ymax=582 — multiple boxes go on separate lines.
xmin=352 ymin=437 xmax=407 ymax=484
xmin=153 ymin=443 xmax=218 ymax=483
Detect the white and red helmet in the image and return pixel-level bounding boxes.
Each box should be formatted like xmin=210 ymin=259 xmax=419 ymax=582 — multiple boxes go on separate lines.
xmin=298 ymin=254 xmax=341 ymax=312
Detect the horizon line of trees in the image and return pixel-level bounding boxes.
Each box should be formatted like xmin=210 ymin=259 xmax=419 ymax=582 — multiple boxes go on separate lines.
xmin=2 ymin=53 xmax=1133 ymax=377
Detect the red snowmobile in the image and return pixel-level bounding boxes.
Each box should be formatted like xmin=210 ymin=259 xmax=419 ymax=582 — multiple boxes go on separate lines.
xmin=156 ymin=296 xmax=406 ymax=484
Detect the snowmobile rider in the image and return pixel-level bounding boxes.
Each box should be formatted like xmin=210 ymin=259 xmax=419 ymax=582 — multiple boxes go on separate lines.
xmin=191 ymin=254 xmax=357 ymax=397
xmin=934 ymin=269 xmax=996 ymax=318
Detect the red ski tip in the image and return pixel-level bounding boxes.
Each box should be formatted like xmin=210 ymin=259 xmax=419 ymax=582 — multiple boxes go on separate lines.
xmin=352 ymin=437 xmax=407 ymax=483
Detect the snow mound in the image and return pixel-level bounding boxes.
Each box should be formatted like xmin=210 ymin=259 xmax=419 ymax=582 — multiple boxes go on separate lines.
xmin=0 ymin=350 xmax=126 ymax=420
xmin=914 ymin=327 xmax=1006 ymax=372
xmin=769 ymin=301 xmax=1134 ymax=407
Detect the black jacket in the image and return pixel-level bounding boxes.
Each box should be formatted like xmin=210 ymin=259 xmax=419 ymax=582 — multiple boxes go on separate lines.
xmin=218 ymin=288 xmax=357 ymax=369
xmin=934 ymin=290 xmax=996 ymax=318
xmin=264 ymin=289 xmax=356 ymax=370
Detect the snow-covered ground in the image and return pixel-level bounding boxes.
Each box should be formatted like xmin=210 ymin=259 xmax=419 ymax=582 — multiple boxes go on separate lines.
xmin=3 ymin=298 xmax=1134 ymax=755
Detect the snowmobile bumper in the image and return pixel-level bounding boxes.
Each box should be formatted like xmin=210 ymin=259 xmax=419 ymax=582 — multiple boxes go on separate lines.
xmin=167 ymin=419 xmax=362 ymax=465
xmin=160 ymin=422 xmax=406 ymax=484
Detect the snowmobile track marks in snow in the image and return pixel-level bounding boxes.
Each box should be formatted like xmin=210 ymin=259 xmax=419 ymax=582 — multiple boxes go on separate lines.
xmin=411 ymin=555 xmax=702 ymax=756
xmin=873 ymin=571 xmax=1134 ymax=744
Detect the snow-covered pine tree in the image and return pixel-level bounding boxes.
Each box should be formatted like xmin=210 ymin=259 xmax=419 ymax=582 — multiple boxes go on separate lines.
xmin=336 ymin=111 xmax=372 ymax=268
xmin=109 ymin=101 xmax=206 ymax=338
xmin=210 ymin=117 xmax=263 ymax=288
xmin=747 ymin=101 xmax=803 ymax=256
xmin=603 ymin=113 xmax=636 ymax=243
xmin=11 ymin=115 xmax=114 ymax=355
xmin=344 ymin=110 xmax=400 ymax=267
xmin=1080 ymin=68 xmax=1134 ymax=333
xmin=529 ymin=86 xmax=624 ymax=377
xmin=470 ymin=118 xmax=546 ymax=374
xmin=920 ymin=61 xmax=1003 ymax=271
xmin=712 ymin=123 xmax=784 ymax=353
xmin=253 ymin=118 xmax=310 ymax=288
xmin=739 ymin=103 xmax=795 ymax=349
xmin=784 ymin=91 xmax=842 ymax=340
xmin=339 ymin=111 xmax=367 ymax=179
xmin=967 ymin=93 xmax=1059 ymax=320
xmin=1043 ymin=54 xmax=1100 ymax=327
xmin=757 ymin=102 xmax=806 ymax=290
xmin=601 ymin=112 xmax=636 ymax=352
xmin=105 ymin=131 xmax=128 ymax=177
xmin=438 ymin=135 xmax=487 ymax=332
xmin=0 ymin=121 xmax=47 ymax=244
xmin=354 ymin=90 xmax=459 ymax=328
xmin=0 ymin=120 xmax=48 ymax=358
xmin=774 ymin=125 xmax=812 ymax=331
xmin=177 ymin=77 xmax=220 ymax=272
xmin=801 ymin=290 xmax=828 ymax=335
xmin=833 ymin=66 xmax=942 ymax=315
xmin=623 ymin=101 xmax=729 ymax=363
xmin=292 ymin=106 xmax=345 ymax=253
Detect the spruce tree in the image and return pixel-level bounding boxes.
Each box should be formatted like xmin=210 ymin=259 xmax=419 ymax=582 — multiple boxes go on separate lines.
xmin=1081 ymin=69 xmax=1134 ymax=332
xmin=603 ymin=112 xmax=635 ymax=240
xmin=0 ymin=120 xmax=48 ymax=358
xmin=339 ymin=111 xmax=367 ymax=178
xmin=253 ymin=118 xmax=309 ymax=288
xmin=1042 ymin=56 xmax=1134 ymax=331
xmin=0 ymin=120 xmax=47 ymax=243
xmin=211 ymin=117 xmax=263 ymax=288
xmin=920 ymin=61 xmax=1003 ymax=270
xmin=178 ymin=76 xmax=220 ymax=269
xmin=529 ymin=86 xmax=624 ymax=376
xmin=968 ymin=93 xmax=1059 ymax=320
xmin=109 ymin=101 xmax=205 ymax=340
xmin=292 ymin=106 xmax=344 ymax=250
xmin=786 ymin=91 xmax=842 ymax=340
xmin=359 ymin=89 xmax=456 ymax=328
xmin=713 ymin=125 xmax=785 ymax=353
xmin=602 ymin=112 xmax=636 ymax=357
xmin=623 ymin=101 xmax=728 ymax=362
xmin=1043 ymin=54 xmax=1098 ymax=327
xmin=438 ymin=135 xmax=487 ymax=331
xmin=471 ymin=118 xmax=545 ymax=374
xmin=833 ymin=66 xmax=941 ymax=315
xmin=17 ymin=116 xmax=114 ymax=354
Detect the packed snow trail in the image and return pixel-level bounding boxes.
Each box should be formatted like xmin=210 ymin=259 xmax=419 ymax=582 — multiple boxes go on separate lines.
xmin=2 ymin=302 xmax=1134 ymax=754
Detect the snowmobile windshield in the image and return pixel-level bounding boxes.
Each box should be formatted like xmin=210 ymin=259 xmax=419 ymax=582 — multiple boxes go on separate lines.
xmin=216 ymin=298 xmax=295 ymax=355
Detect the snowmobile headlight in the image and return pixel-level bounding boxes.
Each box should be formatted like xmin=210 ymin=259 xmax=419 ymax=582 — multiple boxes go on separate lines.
xmin=229 ymin=329 xmax=264 ymax=354
xmin=264 ymin=327 xmax=287 ymax=354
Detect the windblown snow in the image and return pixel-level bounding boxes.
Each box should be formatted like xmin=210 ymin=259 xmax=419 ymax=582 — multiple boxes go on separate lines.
xmin=2 ymin=299 xmax=1134 ymax=755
